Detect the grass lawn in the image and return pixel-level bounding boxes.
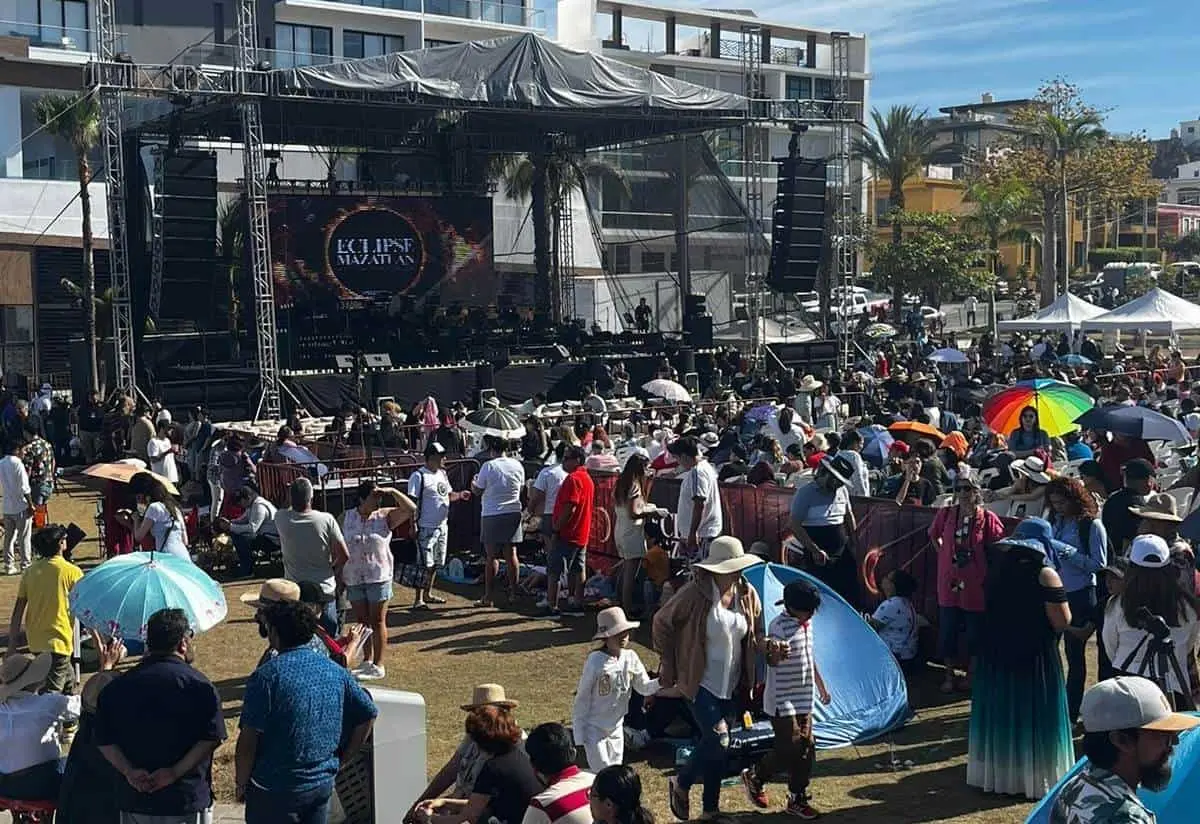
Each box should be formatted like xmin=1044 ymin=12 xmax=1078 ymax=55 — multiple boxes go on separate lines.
xmin=0 ymin=480 xmax=1055 ymax=823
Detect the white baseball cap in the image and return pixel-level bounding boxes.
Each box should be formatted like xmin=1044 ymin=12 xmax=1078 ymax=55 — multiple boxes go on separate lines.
xmin=1130 ymin=534 xmax=1171 ymax=569
xmin=1081 ymin=676 xmax=1200 ymax=734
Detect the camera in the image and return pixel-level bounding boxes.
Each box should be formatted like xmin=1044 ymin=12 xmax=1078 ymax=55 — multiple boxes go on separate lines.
xmin=1134 ymin=606 xmax=1172 ymax=643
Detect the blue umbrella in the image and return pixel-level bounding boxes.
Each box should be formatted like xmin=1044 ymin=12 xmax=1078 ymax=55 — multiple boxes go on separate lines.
xmin=69 ymin=552 xmax=228 ymax=641
xmin=743 ymin=563 xmax=911 ymax=748
xmin=1075 ymin=405 xmax=1191 ymax=444
xmin=1056 ymin=353 xmax=1094 ymax=367
xmin=859 ymin=426 xmax=895 ymax=469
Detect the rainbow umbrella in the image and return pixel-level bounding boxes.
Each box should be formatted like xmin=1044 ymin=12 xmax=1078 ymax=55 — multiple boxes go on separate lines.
xmin=982 ymin=378 xmax=1094 ymax=439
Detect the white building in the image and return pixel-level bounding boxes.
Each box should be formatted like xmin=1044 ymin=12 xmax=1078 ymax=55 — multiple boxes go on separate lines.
xmin=1180 ymin=118 xmax=1200 ymax=150
xmin=1163 ymin=160 xmax=1200 ymax=206
xmin=557 ymin=0 xmax=870 ymax=282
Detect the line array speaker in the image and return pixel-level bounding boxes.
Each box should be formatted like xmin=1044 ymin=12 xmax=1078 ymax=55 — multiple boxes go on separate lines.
xmin=766 ymin=157 xmax=827 ymax=293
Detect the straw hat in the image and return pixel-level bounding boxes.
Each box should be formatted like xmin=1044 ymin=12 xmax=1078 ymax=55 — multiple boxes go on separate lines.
xmin=0 ymin=653 xmax=52 ymax=700
xmin=239 ymin=578 xmax=301 ymax=608
xmin=461 ymin=683 xmax=518 ymax=711
xmin=694 ymin=536 xmax=764 ymax=575
xmin=1130 ymin=493 xmax=1183 ymax=523
xmin=798 ymin=375 xmax=823 ymax=392
xmin=593 ymin=606 xmax=640 ymax=640
xmin=910 ymin=372 xmax=932 ymax=383
xmin=81 ymin=671 xmax=120 ymax=713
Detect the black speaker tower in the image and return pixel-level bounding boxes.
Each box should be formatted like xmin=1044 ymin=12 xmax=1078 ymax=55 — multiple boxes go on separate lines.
xmin=160 ymin=151 xmax=220 ymax=328
xmin=766 ymin=156 xmax=827 ymax=293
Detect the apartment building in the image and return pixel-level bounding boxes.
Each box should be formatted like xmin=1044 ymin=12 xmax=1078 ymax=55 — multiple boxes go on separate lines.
xmin=556 ymin=0 xmax=870 ymax=286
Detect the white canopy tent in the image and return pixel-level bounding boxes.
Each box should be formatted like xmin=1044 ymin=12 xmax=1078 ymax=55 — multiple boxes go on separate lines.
xmin=1079 ymin=288 xmax=1200 ymax=333
xmin=997 ymin=292 xmax=1107 ymax=333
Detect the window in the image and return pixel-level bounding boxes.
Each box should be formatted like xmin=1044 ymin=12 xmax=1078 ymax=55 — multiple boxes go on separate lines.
xmin=274 ymin=23 xmax=333 ymax=68
xmin=613 ymin=245 xmax=631 ymax=274
xmin=424 ymin=39 xmax=458 ymax=49
xmin=784 ymin=76 xmax=811 ymax=100
xmin=814 ymin=78 xmax=833 ymax=100
xmin=1 ymin=307 xmax=34 ymax=344
xmin=16 ymin=0 xmax=88 ymax=48
xmin=343 ymin=30 xmax=405 ymax=59
xmin=641 ymin=251 xmax=665 ymax=271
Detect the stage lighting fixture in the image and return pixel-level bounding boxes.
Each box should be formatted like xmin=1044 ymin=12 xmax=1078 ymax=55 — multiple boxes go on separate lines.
xmin=266 ymin=161 xmax=280 ymax=185
xmin=255 ymin=60 xmax=272 ymax=71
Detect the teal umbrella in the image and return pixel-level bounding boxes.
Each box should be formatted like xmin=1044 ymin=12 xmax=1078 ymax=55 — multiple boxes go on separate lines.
xmin=69 ymin=552 xmax=227 ymax=641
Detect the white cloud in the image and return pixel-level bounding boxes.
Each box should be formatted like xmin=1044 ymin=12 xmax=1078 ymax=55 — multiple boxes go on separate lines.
xmin=869 ymin=8 xmax=1145 ymax=51
xmin=875 ymin=36 xmax=1179 ymax=73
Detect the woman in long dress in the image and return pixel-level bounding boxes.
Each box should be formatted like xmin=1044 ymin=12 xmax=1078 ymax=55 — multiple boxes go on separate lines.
xmin=967 ymin=517 xmax=1073 ymax=799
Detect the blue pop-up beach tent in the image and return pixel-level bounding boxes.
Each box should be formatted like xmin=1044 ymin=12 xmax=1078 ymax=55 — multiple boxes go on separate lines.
xmin=743 ymin=563 xmax=911 ymax=748
xmin=1026 ymin=719 xmax=1200 ymax=823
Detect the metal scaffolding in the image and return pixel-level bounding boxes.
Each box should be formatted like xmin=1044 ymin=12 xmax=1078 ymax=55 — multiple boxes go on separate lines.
xmin=740 ymin=24 xmax=766 ymax=362
xmin=235 ymin=0 xmax=281 ymax=421
xmin=830 ymin=32 xmax=857 ymax=372
xmin=95 ymin=0 xmax=137 ymax=398
xmin=555 ymin=188 xmax=577 ymax=322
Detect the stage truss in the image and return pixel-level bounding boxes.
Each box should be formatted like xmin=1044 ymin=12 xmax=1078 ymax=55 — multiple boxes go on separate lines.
xmin=87 ymin=9 xmax=861 ymax=417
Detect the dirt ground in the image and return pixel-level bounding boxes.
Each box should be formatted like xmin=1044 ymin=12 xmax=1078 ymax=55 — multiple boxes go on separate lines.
xmin=0 ymin=480 xmax=1080 ymax=823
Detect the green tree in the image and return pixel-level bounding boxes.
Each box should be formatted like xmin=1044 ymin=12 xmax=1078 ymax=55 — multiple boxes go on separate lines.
xmin=866 ymin=211 xmax=988 ymax=306
xmin=1166 ymin=231 xmax=1200 ymax=261
xmin=490 ymin=150 xmax=627 ymax=321
xmin=962 ymin=179 xmax=1037 ymax=330
xmin=35 ymin=91 xmax=100 ymax=392
xmin=985 ymin=78 xmax=1159 ymax=303
xmin=853 ymin=105 xmax=937 ymax=318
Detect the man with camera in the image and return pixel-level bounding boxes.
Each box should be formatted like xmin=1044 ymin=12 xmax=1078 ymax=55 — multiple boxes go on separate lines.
xmin=1051 ymin=676 xmax=1198 ymax=823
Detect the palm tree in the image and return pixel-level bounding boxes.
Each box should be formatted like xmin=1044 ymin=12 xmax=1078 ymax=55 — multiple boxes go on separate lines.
xmin=1023 ymin=110 xmax=1105 ymax=301
xmin=853 ymin=105 xmax=936 ymax=319
xmin=35 ymin=91 xmax=101 ymax=391
xmin=490 ymin=150 xmax=628 ymax=322
xmin=962 ymin=179 xmax=1037 ymax=329
xmin=217 ymin=196 xmax=247 ymax=357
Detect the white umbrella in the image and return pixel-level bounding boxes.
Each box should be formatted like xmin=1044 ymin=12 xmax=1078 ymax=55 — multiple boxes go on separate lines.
xmin=642 ymin=379 xmax=691 ymax=403
xmin=928 ymin=348 xmax=968 ymax=364
xmin=461 ymin=407 xmax=524 ymax=439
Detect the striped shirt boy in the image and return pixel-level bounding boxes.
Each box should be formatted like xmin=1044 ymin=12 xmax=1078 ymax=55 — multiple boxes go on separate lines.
xmin=763 ymin=613 xmax=814 ymax=716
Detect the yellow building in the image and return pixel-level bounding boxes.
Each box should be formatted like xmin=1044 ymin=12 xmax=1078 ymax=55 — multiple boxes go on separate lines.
xmin=865 ymin=171 xmax=1037 ymax=282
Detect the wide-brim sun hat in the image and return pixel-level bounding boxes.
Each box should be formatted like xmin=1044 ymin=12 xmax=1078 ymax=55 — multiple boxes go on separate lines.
xmin=239 ymin=578 xmax=302 ymax=608
xmin=694 ymin=536 xmax=764 ymax=575
xmin=1129 ymin=492 xmax=1183 ymax=523
xmin=461 ymin=683 xmax=518 ymax=711
xmin=818 ymin=454 xmax=854 ymax=487
xmin=0 ymin=652 xmax=53 ymax=700
xmin=1011 ymin=456 xmax=1052 ymax=485
xmin=593 ymin=606 xmax=640 ymax=639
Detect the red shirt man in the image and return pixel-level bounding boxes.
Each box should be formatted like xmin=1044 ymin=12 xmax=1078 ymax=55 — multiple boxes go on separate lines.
xmin=548 ymin=446 xmax=594 ymax=616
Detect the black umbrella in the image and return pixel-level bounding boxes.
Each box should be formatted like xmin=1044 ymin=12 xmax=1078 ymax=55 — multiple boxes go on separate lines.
xmin=462 ymin=407 xmax=524 ymax=439
xmin=1075 ymin=405 xmax=1191 ymax=444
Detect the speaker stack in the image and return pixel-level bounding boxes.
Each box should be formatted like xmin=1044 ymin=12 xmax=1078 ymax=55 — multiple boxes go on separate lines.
xmin=160 ymin=151 xmax=220 ymax=328
xmin=766 ymin=157 xmax=827 ymax=294
xmin=682 ymin=293 xmax=713 ymax=348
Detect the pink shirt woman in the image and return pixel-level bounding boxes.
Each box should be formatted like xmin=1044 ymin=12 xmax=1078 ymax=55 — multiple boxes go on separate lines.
xmin=930 ymin=495 xmax=1004 ymax=612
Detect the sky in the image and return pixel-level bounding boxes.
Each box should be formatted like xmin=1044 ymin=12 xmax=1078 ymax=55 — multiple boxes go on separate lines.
xmin=547 ymin=0 xmax=1200 ymax=139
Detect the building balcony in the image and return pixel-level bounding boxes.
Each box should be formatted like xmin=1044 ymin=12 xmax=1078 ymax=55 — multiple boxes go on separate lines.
xmin=289 ymin=0 xmax=545 ymax=29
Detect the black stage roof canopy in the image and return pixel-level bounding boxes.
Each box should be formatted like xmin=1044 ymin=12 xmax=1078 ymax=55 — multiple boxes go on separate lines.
xmin=127 ymin=34 xmax=750 ymax=152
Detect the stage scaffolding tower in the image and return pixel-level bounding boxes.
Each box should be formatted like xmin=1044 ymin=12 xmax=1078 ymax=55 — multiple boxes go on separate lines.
xmin=830 ymin=32 xmax=856 ymax=372
xmin=149 ymin=147 xmax=164 ymax=321
xmin=236 ymin=0 xmax=281 ymax=421
xmin=95 ymin=0 xmax=137 ymax=398
xmin=556 ymin=189 xmax=577 ymax=322
xmin=740 ymin=25 xmax=766 ymax=363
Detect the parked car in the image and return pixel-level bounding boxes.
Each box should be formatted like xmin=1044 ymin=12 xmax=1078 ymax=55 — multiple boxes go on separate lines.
xmin=994 ymin=280 xmax=1009 ymax=297
xmin=921 ymin=305 xmax=946 ymax=326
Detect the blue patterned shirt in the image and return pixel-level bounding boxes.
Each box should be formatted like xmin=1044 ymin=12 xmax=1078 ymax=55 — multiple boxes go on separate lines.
xmin=1050 ymin=764 xmax=1155 ymax=824
xmin=241 ymin=645 xmax=378 ymax=793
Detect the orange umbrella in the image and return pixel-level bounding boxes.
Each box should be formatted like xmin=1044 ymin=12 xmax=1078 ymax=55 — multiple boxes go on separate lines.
xmin=940 ymin=431 xmax=969 ymax=460
xmin=888 ymin=421 xmax=946 ymax=444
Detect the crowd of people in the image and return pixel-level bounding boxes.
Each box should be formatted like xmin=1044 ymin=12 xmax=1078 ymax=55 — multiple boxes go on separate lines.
xmin=10 ymin=322 xmax=1200 ymax=824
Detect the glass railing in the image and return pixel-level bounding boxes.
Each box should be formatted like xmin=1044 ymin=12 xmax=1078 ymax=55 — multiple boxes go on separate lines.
xmin=177 ymin=42 xmax=338 ymax=69
xmin=423 ymin=0 xmax=544 ymax=28
xmin=0 ymin=155 xmax=105 ymax=181
xmin=2 ymin=19 xmax=92 ymax=51
xmin=306 ymin=0 xmax=544 ymax=27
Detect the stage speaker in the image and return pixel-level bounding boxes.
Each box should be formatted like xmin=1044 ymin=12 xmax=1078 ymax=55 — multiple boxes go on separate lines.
xmin=684 ymin=294 xmax=707 ymax=317
xmin=160 ymin=151 xmax=220 ymax=328
xmin=682 ymin=315 xmax=713 ymax=349
xmin=475 ymin=361 xmax=495 ymax=390
xmin=677 ymin=347 xmax=696 ymax=377
xmin=766 ymin=157 xmax=827 ymax=293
